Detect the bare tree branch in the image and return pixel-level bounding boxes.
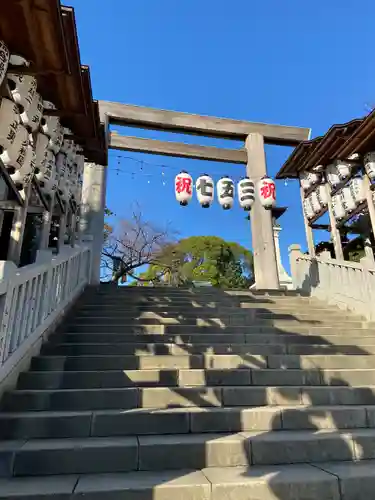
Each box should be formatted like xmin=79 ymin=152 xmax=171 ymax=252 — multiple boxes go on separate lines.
xmin=101 ymin=207 xmax=178 ymax=282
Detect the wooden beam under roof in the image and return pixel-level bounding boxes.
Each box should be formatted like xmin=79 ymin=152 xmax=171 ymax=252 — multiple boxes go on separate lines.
xmin=110 ymin=134 xmax=248 ymax=164
xmin=100 ymin=101 xmax=311 ymax=147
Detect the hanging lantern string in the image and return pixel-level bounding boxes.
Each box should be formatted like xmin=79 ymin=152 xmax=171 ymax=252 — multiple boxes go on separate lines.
xmin=109 ymin=154 xmax=249 ymax=184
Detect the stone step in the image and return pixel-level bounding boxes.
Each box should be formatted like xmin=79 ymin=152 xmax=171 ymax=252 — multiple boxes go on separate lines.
xmin=78 ymin=301 xmax=349 ymax=312
xmin=20 ymin=366 xmax=375 ymax=388
xmin=73 ymin=310 xmax=353 ymax=323
xmin=2 ymin=436 xmax=138 ymax=477
xmin=3 ymin=429 xmax=375 ymax=477
xmin=47 ymin=340 xmax=291 ymax=355
xmin=1 ymin=405 xmax=372 ymax=440
xmin=62 ymin=322 xmax=374 ymax=335
xmin=32 ymin=350 xmax=375 ymax=369
xmin=66 ymin=315 xmax=366 ymax=328
xmin=40 ymin=341 xmax=375 ymax=357
xmin=43 ymin=334 xmax=375 ymax=352
xmin=18 ymin=369 xmax=254 ymax=389
xmin=135 ymin=429 xmax=375 ymax=469
xmin=3 ymin=461 xmax=373 ymax=500
xmin=31 ymin=354 xmax=375 ymax=372
xmin=5 ymin=385 xmax=375 ymax=411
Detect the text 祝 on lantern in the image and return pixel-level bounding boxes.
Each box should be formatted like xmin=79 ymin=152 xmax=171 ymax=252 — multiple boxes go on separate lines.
xmin=260 ymin=181 xmax=275 ymax=200
xmin=175 ymin=176 xmax=192 ymax=195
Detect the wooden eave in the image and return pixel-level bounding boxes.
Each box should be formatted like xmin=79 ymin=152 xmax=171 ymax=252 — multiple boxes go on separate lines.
xmin=276 ymin=119 xmax=363 ymax=179
xmin=0 ymin=0 xmax=107 ymax=165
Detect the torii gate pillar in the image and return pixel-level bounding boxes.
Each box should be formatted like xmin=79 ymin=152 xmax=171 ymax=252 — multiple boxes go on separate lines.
xmin=80 ymin=162 xmax=107 ymax=284
xmin=245 ymin=133 xmax=280 ymax=290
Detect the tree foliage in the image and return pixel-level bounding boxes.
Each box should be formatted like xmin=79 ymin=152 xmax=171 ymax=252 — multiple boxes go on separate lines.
xmin=134 ymin=235 xmax=254 ymax=288
xmin=101 ymin=208 xmax=177 ymax=282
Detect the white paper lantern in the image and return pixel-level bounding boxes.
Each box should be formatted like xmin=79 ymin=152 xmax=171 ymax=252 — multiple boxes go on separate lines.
xmin=238 ymin=177 xmax=255 ymax=211
xmin=341 ymin=187 xmax=356 ymax=214
xmin=10 ymin=142 xmax=35 ymax=187
xmin=175 ymin=171 xmax=193 ymax=206
xmin=307 ymin=171 xmax=321 ymax=186
xmin=300 ymin=172 xmax=311 ymax=191
xmin=364 ymin=152 xmax=375 ymax=181
xmin=41 ymin=100 xmax=60 ymax=138
xmin=20 ymin=92 xmax=43 ymax=132
xmin=257 ymin=176 xmax=276 ymax=210
xmin=47 ymin=123 xmax=63 ymax=154
xmin=0 ymin=41 xmax=10 ymax=86
xmin=56 ymin=152 xmax=68 ymax=198
xmin=350 ymin=176 xmax=366 ymax=205
xmin=0 ymin=124 xmax=28 ymax=169
xmin=34 ymin=132 xmax=49 ymax=180
xmin=317 ymin=184 xmax=329 ymax=207
xmin=196 ymin=174 xmax=214 ymax=208
xmin=326 ymin=164 xmax=340 ymax=188
xmin=332 ymin=194 xmax=346 ymax=220
xmin=0 ymin=98 xmax=20 ymax=151
xmin=217 ymin=176 xmax=234 ymax=210
xmin=335 ymin=160 xmax=351 ymax=181
xmin=310 ymin=190 xmax=322 ymax=214
xmin=41 ymin=152 xmax=57 ymax=194
xmin=303 ymin=197 xmax=315 ymax=220
xmin=7 ymin=74 xmax=37 ymax=113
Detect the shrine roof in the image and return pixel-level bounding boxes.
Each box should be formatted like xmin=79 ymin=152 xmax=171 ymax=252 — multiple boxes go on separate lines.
xmin=0 ymin=1 xmax=107 ymax=165
xmin=276 ymin=111 xmax=375 ymax=179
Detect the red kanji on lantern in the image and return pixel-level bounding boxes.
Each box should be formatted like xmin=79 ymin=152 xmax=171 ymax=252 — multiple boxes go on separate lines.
xmin=175 ymin=171 xmax=193 ymax=206
xmin=258 ymin=177 xmax=276 ymax=209
xmin=260 ymin=182 xmax=275 ymax=200
xmin=176 ymin=176 xmax=192 ymax=195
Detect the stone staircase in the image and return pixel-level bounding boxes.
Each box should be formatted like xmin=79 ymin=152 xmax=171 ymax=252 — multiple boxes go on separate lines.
xmin=1 ymin=287 xmax=375 ymax=498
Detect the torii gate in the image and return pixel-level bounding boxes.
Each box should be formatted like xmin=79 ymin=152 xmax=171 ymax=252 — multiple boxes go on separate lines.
xmin=81 ymin=101 xmax=310 ymax=289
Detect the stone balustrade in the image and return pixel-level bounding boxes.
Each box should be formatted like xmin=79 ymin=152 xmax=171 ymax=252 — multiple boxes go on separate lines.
xmin=289 ymin=244 xmax=375 ymax=321
xmin=0 ymin=243 xmax=91 ymax=394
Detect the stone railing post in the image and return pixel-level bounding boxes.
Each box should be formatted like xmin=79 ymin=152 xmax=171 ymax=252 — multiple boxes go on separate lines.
xmin=288 ymin=244 xmax=303 ymax=290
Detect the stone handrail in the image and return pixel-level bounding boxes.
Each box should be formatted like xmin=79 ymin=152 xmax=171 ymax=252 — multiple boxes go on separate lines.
xmin=289 ymin=244 xmax=375 ymax=321
xmin=0 ymin=244 xmax=91 ymax=389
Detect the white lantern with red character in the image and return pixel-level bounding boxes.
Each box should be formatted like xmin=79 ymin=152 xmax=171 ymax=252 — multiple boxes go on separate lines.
xmin=257 ymin=176 xmax=276 ymax=210
xmin=217 ymin=176 xmax=234 ymax=210
xmin=196 ymin=174 xmax=214 ymax=208
xmin=238 ymin=177 xmax=255 ymax=211
xmin=175 ymin=171 xmax=193 ymax=206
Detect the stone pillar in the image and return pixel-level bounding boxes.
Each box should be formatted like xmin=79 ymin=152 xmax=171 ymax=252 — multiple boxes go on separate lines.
xmin=80 ymin=162 xmax=107 ymax=284
xmin=273 ymin=224 xmax=293 ymax=289
xmin=245 ymin=133 xmax=279 ymax=290
xmin=288 ymin=243 xmax=303 ymax=289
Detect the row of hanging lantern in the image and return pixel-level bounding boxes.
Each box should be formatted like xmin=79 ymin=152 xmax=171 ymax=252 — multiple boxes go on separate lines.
xmin=175 ymin=171 xmax=276 ymax=210
xmin=301 ymin=156 xmax=369 ymax=221
xmin=0 ymin=40 xmax=84 ymax=203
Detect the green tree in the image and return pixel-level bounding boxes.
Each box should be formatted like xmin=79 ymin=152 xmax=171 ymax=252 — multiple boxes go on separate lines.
xmin=135 ymin=235 xmax=254 ymax=288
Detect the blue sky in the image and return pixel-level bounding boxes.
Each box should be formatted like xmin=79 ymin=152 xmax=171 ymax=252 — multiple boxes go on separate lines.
xmin=69 ymin=0 xmax=375 ymax=272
